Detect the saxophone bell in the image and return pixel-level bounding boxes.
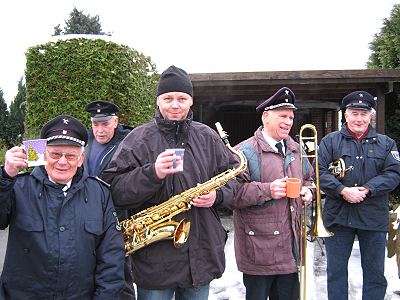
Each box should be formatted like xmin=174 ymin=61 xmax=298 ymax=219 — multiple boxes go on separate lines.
xmin=125 ymin=219 xmax=191 ymax=256
xmin=174 ymin=219 xmax=191 ymax=247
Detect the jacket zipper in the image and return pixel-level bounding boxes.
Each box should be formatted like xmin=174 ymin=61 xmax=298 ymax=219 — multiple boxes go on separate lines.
xmin=99 ymin=145 xmax=116 ymax=167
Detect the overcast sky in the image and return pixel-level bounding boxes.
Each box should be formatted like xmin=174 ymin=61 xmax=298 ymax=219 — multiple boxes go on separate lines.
xmin=1 ymin=0 xmax=399 ymax=106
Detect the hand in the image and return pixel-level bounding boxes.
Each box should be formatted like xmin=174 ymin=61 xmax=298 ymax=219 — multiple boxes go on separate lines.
xmin=300 ymin=187 xmax=313 ymax=205
xmin=4 ymin=146 xmax=28 ymax=177
xmin=340 ymin=187 xmax=368 ymax=203
xmin=270 ymin=178 xmax=287 ymax=199
xmin=154 ymin=150 xmax=183 ymax=180
xmin=358 ymin=186 xmax=370 ymax=195
xmin=192 ymin=190 xmax=217 ymax=208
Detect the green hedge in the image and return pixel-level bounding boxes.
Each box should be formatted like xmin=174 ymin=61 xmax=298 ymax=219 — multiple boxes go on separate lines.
xmin=0 ymin=144 xmax=6 ymax=165
xmin=25 ymin=37 xmax=159 ymax=138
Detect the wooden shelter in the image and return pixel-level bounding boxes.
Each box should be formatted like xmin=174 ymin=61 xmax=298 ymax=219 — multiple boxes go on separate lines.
xmin=189 ymin=69 xmax=400 ymax=145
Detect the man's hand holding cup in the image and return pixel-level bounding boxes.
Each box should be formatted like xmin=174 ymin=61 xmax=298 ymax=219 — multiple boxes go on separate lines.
xmin=155 ymin=148 xmax=185 ymax=179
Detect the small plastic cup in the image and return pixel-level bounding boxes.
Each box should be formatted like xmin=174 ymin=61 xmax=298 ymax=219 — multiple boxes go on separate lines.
xmin=286 ymin=177 xmax=301 ymax=198
xmin=166 ymin=148 xmax=185 ymax=171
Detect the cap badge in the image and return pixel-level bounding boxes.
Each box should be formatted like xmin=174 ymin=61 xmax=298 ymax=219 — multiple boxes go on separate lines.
xmin=63 ymin=118 xmax=69 ymax=125
xmin=359 ymin=93 xmax=363 ymax=98
xmin=284 ymin=90 xmax=290 ymax=103
xmin=97 ymin=109 xmax=101 ymax=113
xmin=62 ymin=130 xmax=67 ymax=135
xmin=359 ymin=100 xmax=362 ymax=103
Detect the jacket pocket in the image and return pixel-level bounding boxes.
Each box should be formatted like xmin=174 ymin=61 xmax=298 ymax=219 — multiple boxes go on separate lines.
xmin=14 ymin=214 xmax=44 ymax=232
xmin=8 ymin=215 xmax=45 ymax=276
xmin=366 ymin=148 xmax=385 ymax=178
xmin=84 ymin=220 xmax=104 ymax=236
xmin=84 ymin=220 xmax=104 ymax=252
xmin=244 ymin=221 xmax=290 ymax=266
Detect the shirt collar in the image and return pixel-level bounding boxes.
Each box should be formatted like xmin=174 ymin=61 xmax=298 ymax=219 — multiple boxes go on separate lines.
xmin=261 ymin=129 xmax=285 ymax=153
xmin=48 ymin=177 xmax=72 ymax=191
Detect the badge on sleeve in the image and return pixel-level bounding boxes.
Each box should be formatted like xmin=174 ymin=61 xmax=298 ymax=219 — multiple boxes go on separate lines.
xmin=113 ymin=211 xmax=122 ymax=231
xmin=391 ymin=151 xmax=400 ymax=161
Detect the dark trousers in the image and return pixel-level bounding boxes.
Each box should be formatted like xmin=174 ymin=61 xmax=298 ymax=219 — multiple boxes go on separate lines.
xmin=324 ymin=225 xmax=387 ymax=300
xmin=137 ymin=284 xmax=209 ymax=300
xmin=243 ymin=272 xmax=299 ymax=300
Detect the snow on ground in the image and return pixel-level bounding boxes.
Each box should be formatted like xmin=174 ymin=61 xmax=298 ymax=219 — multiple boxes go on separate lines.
xmin=0 ymin=217 xmax=399 ymax=299
xmin=210 ymin=216 xmax=400 ymax=300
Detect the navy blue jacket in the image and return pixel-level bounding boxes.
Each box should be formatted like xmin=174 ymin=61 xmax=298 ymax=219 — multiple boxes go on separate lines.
xmin=84 ymin=123 xmax=135 ymax=300
xmin=318 ymin=124 xmax=400 ymax=231
xmin=84 ymin=124 xmax=132 ymax=177
xmin=0 ymin=166 xmax=124 ymax=300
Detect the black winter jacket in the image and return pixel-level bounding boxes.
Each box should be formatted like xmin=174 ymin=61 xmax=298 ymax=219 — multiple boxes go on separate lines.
xmin=101 ymin=110 xmax=239 ymax=289
xmin=318 ymin=124 xmax=400 ymax=231
xmin=0 ymin=166 xmax=124 ymax=300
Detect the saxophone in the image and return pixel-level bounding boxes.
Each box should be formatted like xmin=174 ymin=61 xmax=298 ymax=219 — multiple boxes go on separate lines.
xmin=120 ymin=122 xmax=247 ymax=256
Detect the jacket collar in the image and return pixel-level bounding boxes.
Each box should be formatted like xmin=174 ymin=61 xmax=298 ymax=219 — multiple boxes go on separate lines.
xmin=340 ymin=123 xmax=377 ymax=140
xmin=31 ymin=165 xmax=87 ymax=191
xmin=155 ymin=108 xmax=193 ymax=146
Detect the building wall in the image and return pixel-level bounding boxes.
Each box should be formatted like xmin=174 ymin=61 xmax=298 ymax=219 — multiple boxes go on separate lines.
xmin=192 ymin=103 xmax=338 ymax=145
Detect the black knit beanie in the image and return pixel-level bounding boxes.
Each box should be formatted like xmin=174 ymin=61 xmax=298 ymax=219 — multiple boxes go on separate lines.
xmin=157 ymin=65 xmax=193 ymax=97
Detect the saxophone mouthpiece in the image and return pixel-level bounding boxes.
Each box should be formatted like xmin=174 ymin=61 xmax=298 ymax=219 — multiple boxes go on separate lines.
xmin=215 ymin=122 xmax=230 ymax=145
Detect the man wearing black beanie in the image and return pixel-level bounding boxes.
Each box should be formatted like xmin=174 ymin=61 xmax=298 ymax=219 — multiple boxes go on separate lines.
xmin=157 ymin=65 xmax=193 ymax=97
xmin=102 ymin=65 xmax=239 ymax=299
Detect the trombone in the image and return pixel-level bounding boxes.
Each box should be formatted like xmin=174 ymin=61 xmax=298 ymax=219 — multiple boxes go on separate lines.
xmin=299 ymin=124 xmax=334 ymax=300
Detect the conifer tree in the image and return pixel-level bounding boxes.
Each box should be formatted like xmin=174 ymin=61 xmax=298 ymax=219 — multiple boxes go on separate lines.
xmin=53 ymin=7 xmax=108 ymax=36
xmin=367 ymin=3 xmax=400 ymax=205
xmin=9 ymin=77 xmax=26 ymax=144
xmin=0 ymin=89 xmax=11 ymax=147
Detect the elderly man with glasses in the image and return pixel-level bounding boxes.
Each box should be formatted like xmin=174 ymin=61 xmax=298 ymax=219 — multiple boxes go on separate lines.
xmin=0 ymin=115 xmax=125 ymax=299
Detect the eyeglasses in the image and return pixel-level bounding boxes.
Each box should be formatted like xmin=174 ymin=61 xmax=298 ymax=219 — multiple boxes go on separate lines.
xmin=46 ymin=150 xmax=80 ymax=161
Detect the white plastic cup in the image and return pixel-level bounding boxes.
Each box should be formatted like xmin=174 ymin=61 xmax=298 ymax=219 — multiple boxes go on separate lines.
xmin=166 ymin=148 xmax=185 ymax=171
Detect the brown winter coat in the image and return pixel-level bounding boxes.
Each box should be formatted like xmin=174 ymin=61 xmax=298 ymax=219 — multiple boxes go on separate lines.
xmin=101 ymin=110 xmax=239 ymax=289
xmin=233 ymin=126 xmax=314 ymax=275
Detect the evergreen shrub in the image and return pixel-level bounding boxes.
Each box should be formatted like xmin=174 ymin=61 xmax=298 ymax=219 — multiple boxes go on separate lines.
xmin=25 ymin=36 xmax=159 ymax=138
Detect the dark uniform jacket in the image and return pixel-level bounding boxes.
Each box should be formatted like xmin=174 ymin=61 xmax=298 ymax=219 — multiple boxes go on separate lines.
xmin=318 ymin=124 xmax=400 ymax=231
xmin=84 ymin=124 xmax=133 ymax=176
xmin=101 ymin=109 xmax=239 ymax=290
xmin=233 ymin=127 xmax=314 ymax=275
xmin=0 ymin=166 xmax=124 ymax=300
xmin=84 ymin=123 xmax=135 ymax=300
